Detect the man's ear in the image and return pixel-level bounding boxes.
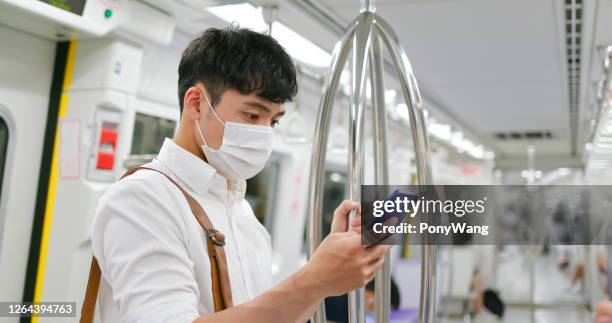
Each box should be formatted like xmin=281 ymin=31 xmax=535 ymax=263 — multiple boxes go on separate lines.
xmin=183 ymin=86 xmax=206 ymax=121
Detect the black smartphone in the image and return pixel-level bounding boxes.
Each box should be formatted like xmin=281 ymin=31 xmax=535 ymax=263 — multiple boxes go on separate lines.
xmin=362 ymin=189 xmax=418 ymax=247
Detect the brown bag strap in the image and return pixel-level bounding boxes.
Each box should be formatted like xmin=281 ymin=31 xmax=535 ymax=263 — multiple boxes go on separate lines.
xmin=80 ymin=167 xmax=233 ymax=323
xmin=80 ymin=257 xmax=101 ymax=323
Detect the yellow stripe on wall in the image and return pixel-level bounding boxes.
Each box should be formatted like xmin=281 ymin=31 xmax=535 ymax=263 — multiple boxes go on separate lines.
xmin=32 ymin=40 xmax=78 ymax=322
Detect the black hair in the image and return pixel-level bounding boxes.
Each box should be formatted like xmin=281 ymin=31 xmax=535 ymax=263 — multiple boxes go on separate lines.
xmin=483 ymin=289 xmax=505 ymax=318
xmin=177 ymin=26 xmax=298 ymax=113
xmin=366 ymin=278 xmax=401 ymax=310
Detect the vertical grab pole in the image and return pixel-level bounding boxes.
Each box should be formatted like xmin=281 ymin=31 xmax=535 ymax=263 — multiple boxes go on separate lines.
xmin=306 ymin=19 xmax=358 ymax=323
xmin=370 ymin=34 xmax=391 ymax=323
xmin=347 ymin=11 xmax=375 ymax=323
xmin=360 ymin=0 xmax=376 ymax=12
xmin=308 ymin=3 xmax=435 ymax=322
xmin=374 ymin=17 xmax=435 ymax=323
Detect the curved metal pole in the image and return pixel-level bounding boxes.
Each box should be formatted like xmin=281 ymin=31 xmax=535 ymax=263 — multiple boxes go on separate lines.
xmin=590 ymin=46 xmax=612 ymax=144
xmin=308 ymin=8 xmax=434 ymax=323
xmin=373 ymin=17 xmax=431 ymax=179
xmin=374 ymin=16 xmax=436 ymax=323
xmin=360 ymin=0 xmax=376 ymax=12
xmin=348 ymin=11 xmax=375 ymax=323
xmin=307 ymin=17 xmax=358 ymax=323
xmin=370 ymin=34 xmax=391 ymax=323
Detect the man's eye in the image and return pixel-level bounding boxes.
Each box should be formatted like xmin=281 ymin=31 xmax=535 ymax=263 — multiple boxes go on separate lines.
xmin=271 ymin=120 xmax=280 ymax=127
xmin=244 ymin=112 xmax=259 ymax=120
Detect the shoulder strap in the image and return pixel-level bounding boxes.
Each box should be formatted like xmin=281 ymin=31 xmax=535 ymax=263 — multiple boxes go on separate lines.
xmin=80 ymin=167 xmax=233 ymax=323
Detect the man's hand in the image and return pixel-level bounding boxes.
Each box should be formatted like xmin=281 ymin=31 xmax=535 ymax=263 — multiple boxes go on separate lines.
xmin=330 ymin=200 xmax=361 ymax=234
xmin=193 ymin=230 xmax=390 ymax=323
xmin=304 ymin=231 xmax=390 ymax=298
xmin=301 ymin=199 xmax=389 ymax=298
xmin=598 ymin=255 xmax=607 ymax=274
xmin=571 ymin=263 xmax=585 ymax=285
xmin=193 ymin=200 xmax=387 ymax=323
xmin=595 ymin=301 xmax=612 ymax=323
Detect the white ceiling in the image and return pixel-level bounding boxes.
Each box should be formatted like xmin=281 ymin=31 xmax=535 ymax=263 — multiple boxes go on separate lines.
xmin=307 ymin=0 xmax=571 ymax=159
xmin=149 ymin=0 xmax=612 ymax=169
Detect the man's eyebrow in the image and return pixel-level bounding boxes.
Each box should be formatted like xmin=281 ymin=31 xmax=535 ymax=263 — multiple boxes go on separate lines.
xmin=244 ymin=101 xmax=285 ymax=116
xmin=244 ymin=101 xmax=271 ymax=112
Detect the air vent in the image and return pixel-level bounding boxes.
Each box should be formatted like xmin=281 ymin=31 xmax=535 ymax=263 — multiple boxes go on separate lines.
xmin=565 ymin=0 xmax=583 ymax=155
xmin=494 ymin=131 xmax=554 ymax=140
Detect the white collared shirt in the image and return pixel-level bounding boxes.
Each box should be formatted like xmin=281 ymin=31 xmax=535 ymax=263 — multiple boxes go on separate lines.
xmin=91 ymin=138 xmax=272 ymax=323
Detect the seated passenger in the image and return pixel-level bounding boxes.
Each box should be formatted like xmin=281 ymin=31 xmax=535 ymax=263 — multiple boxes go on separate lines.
xmin=364 ymin=278 xmax=401 ymax=312
xmin=471 ymin=269 xmax=504 ymax=323
xmin=473 ymin=289 xmax=504 ymax=323
xmin=325 ymin=277 xmax=400 ymax=323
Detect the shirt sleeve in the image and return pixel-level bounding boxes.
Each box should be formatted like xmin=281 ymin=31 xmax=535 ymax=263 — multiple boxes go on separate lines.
xmin=91 ymin=172 xmax=200 ymax=323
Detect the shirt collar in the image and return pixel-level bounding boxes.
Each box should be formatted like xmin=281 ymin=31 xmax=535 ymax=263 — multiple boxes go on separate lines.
xmin=156 ymin=138 xmax=246 ymax=201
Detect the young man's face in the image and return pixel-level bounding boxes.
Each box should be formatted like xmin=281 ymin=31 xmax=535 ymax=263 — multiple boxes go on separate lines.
xmin=191 ymin=84 xmax=285 ymax=150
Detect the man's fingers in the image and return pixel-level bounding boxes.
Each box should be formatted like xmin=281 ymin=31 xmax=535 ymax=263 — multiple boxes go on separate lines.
xmin=335 ymin=200 xmax=360 ymax=218
xmin=366 ymin=257 xmax=385 ymax=278
xmin=382 ymin=216 xmax=399 ymax=227
xmin=345 ymin=230 xmax=366 ymax=246
xmin=364 ymin=244 xmax=390 ymax=262
xmin=597 ymin=301 xmax=612 ymax=317
xmin=595 ymin=316 xmax=612 ymax=323
xmin=330 ymin=200 xmax=360 ymax=233
xmin=350 ymin=217 xmax=361 ymax=233
xmin=379 ymin=233 xmax=401 ymax=245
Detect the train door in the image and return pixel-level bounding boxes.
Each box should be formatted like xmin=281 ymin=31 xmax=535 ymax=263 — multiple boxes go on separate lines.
xmin=27 ymin=39 xmax=142 ymax=322
xmin=0 ymin=23 xmax=55 ymax=322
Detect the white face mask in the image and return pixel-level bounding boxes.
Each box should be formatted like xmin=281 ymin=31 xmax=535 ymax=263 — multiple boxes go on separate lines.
xmin=195 ymin=89 xmax=273 ymax=180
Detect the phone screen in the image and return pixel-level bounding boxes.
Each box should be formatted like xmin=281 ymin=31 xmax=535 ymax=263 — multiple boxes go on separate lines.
xmin=362 ymin=189 xmax=418 ymax=247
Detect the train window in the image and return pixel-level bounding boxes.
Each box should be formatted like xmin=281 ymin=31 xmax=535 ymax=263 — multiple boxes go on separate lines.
xmin=245 ymin=159 xmax=281 ymax=231
xmin=320 ymin=171 xmax=348 ymax=238
xmin=302 ymin=170 xmax=348 ymax=253
xmin=130 ymin=112 xmax=176 ymax=155
xmin=0 ymin=117 xmax=7 ymax=200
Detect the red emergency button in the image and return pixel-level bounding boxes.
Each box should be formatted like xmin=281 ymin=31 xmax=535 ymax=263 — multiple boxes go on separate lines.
xmin=96 ymin=128 xmax=117 ymax=170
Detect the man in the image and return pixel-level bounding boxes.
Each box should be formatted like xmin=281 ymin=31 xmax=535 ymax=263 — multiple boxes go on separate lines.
xmin=596 ymin=301 xmax=612 ymax=323
xmin=325 ymin=276 xmax=400 ymax=323
xmin=472 ymin=289 xmax=504 ymax=323
xmin=364 ymin=279 xmax=400 ymax=312
xmin=91 ymin=27 xmax=389 ymax=322
xmin=471 ymin=269 xmax=504 ymax=323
